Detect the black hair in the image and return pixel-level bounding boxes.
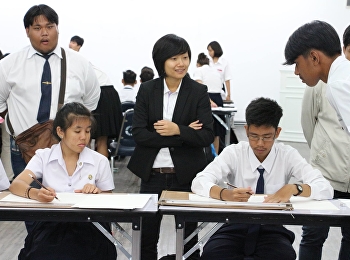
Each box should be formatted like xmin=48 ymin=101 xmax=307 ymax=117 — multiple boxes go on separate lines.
xmin=245 ymin=97 xmax=283 ymax=130
xmin=196 ymin=53 xmax=209 ymax=66
xmin=343 ymin=25 xmax=350 ymax=48
xmin=207 ymin=41 xmax=223 ymax=58
xmin=140 ymin=66 xmax=154 ymax=82
xmin=284 ymin=20 xmax=341 ymax=65
xmin=123 ymin=70 xmax=137 ymax=84
xmin=23 ymin=4 xmax=58 ymax=29
xmin=53 ymin=102 xmax=96 ymax=141
xmin=152 ymin=34 xmax=191 ymax=77
xmin=70 ymin=35 xmax=84 ymax=47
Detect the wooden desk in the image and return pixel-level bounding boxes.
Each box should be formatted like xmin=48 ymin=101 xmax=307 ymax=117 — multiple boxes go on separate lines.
xmin=159 ymin=191 xmax=350 ymax=260
xmin=212 ymin=107 xmax=237 ymax=146
xmin=0 ymin=192 xmax=158 ymax=260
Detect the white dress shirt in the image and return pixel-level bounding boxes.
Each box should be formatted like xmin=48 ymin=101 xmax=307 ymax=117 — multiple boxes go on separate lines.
xmin=325 ymin=55 xmax=350 ymax=134
xmin=118 ymin=85 xmax=137 ymax=103
xmin=209 ymin=56 xmax=231 ymax=83
xmin=152 ymin=78 xmax=181 ymax=168
xmin=0 ymin=160 xmax=10 ymax=191
xmin=0 ymin=45 xmax=100 ymax=136
xmin=26 ymin=143 xmax=115 ymax=193
xmin=191 ymin=141 xmax=333 ymax=200
xmin=193 ymin=65 xmax=222 ymax=93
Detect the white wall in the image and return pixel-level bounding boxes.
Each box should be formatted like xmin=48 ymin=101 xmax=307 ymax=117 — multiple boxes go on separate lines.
xmin=1 ymin=0 xmax=350 ymax=121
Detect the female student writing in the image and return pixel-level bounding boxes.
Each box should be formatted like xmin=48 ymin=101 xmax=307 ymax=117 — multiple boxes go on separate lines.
xmin=9 ymin=102 xmax=117 ymax=260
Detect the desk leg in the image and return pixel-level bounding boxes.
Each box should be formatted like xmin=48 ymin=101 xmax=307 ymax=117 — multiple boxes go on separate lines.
xmin=224 ymin=114 xmax=231 ymax=147
xmin=132 ymin=217 xmax=141 ymax=260
xmin=175 ymin=215 xmax=185 ymax=260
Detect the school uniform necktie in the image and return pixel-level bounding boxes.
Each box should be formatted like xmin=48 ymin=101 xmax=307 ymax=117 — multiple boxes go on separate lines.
xmin=256 ymin=168 xmax=265 ymax=194
xmin=244 ymin=168 xmax=265 ymax=259
xmin=37 ymin=53 xmax=53 ymax=123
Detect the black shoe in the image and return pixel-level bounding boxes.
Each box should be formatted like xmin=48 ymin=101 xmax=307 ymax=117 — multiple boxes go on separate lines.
xmin=159 ymin=254 xmax=176 ymax=260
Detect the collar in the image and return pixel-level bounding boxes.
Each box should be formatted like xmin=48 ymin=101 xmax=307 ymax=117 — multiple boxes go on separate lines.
xmin=27 ymin=44 xmax=62 ymax=59
xmin=329 ymin=55 xmax=346 ymax=77
xmin=163 ymin=78 xmax=182 ymax=94
xmin=48 ymin=143 xmax=95 ymax=166
xmin=248 ymin=143 xmax=276 ymax=174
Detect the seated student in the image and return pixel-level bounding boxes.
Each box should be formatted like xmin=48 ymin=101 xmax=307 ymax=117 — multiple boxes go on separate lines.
xmin=119 ymin=69 xmax=137 ymax=103
xmin=9 ymin=102 xmax=117 ymax=260
xmin=69 ymin=35 xmax=84 ymax=52
xmin=140 ymin=66 xmax=155 ymax=83
xmin=191 ymin=97 xmax=333 ymax=260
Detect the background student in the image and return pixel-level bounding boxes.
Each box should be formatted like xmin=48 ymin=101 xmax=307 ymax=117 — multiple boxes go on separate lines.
xmin=0 ymin=4 xmax=100 ymax=178
xmin=9 ymin=102 xmax=116 ymax=260
xmin=127 ymin=33 xmax=214 ymax=260
xmin=192 ymin=97 xmax=333 ymax=260
xmin=119 ymin=69 xmax=138 ymax=103
xmin=298 ymin=24 xmax=350 ymax=260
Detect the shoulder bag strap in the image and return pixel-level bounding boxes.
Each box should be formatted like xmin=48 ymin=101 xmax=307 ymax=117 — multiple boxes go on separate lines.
xmin=7 ymin=48 xmax=67 ymax=137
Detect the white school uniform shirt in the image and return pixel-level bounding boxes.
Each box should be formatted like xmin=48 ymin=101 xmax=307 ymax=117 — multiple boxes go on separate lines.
xmin=0 ymin=45 xmax=100 ymax=136
xmin=119 ymin=85 xmax=137 ymax=103
xmin=191 ymin=141 xmax=333 ymax=200
xmin=325 ymin=55 xmax=350 ymax=135
xmin=192 ymin=65 xmax=222 ymax=93
xmin=152 ymin=78 xmax=181 ymax=168
xmin=26 ymin=143 xmax=115 ymax=193
xmin=209 ymin=56 xmax=231 ymax=84
xmin=0 ymin=160 xmax=10 ymax=191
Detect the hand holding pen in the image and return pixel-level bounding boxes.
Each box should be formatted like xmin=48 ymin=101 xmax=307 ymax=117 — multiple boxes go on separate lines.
xmin=29 ymin=174 xmax=60 ymax=201
xmin=224 ymin=181 xmax=253 ymax=196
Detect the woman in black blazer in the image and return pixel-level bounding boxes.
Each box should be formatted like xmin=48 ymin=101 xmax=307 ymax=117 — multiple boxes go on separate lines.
xmin=128 ymin=34 xmax=214 ymax=260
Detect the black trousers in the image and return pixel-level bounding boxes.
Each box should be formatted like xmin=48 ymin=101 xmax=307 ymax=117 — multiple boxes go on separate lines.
xmin=140 ymin=171 xmax=200 ymax=260
xmin=200 ymin=223 xmax=296 ymax=260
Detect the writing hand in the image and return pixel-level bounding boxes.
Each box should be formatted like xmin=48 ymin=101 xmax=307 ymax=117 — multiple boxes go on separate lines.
xmin=226 ymin=187 xmax=253 ymax=202
xmin=37 ymin=187 xmax=57 ymax=202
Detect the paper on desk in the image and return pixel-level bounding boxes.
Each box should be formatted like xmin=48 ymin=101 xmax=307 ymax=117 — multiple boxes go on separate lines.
xmin=338 ymin=199 xmax=350 ymax=208
xmin=1 ymin=193 xmax=152 ymax=209
xmin=72 ymin=194 xmax=152 ymax=209
xmin=189 ymin=194 xmax=338 ymax=211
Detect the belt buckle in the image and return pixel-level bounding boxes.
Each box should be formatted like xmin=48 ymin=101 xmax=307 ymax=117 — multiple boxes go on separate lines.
xmin=159 ymin=168 xmax=164 ymax=173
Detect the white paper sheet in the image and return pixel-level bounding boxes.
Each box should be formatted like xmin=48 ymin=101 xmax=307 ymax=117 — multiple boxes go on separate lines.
xmin=0 ymin=193 xmax=152 ymax=209
xmin=189 ymin=193 xmax=339 ymax=211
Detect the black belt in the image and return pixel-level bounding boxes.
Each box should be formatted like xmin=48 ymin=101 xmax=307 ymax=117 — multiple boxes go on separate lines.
xmin=152 ymin=167 xmax=176 ymax=174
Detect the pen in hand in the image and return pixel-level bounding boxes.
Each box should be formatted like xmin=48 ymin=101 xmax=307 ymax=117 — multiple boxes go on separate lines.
xmin=224 ymin=181 xmax=253 ymax=195
xmin=28 ymin=174 xmax=60 ymax=201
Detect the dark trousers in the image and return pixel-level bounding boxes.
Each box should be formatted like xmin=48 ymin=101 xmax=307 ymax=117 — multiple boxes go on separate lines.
xmin=140 ymin=171 xmax=199 ymax=260
xmin=200 ymin=223 xmax=296 ymax=260
xmin=299 ymin=190 xmax=350 ymax=260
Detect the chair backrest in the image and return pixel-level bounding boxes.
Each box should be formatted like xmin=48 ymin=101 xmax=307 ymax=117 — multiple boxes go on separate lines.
xmin=114 ymin=108 xmax=136 ymax=157
xmin=121 ymin=101 xmax=135 ymax=112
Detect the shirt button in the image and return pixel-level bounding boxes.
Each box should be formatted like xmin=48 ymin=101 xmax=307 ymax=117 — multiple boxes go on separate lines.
xmin=68 ymin=183 xmax=72 ymax=187
xmin=79 ymin=162 xmax=83 ymax=166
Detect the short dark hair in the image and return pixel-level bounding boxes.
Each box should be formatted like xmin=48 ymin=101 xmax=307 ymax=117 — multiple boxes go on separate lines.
xmin=123 ymin=70 xmax=137 ymax=84
xmin=140 ymin=66 xmax=154 ymax=82
xmin=343 ymin=25 xmax=350 ymax=48
xmin=152 ymin=34 xmax=191 ymax=77
xmin=53 ymin=102 xmax=96 ymax=141
xmin=196 ymin=53 xmax=209 ymax=66
xmin=23 ymin=4 xmax=58 ymax=29
xmin=70 ymin=35 xmax=84 ymax=47
xmin=245 ymin=97 xmax=283 ymax=130
xmin=207 ymin=41 xmax=223 ymax=58
xmin=284 ymin=20 xmax=341 ymax=65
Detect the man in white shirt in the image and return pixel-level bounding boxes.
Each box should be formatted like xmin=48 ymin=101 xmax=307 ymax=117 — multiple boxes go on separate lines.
xmin=191 ymin=97 xmax=333 ymax=260
xmin=118 ymin=69 xmax=137 ymax=103
xmin=0 ymin=4 xmax=100 ymax=178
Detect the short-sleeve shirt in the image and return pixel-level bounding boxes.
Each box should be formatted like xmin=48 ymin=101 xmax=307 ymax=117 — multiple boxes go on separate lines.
xmin=26 ymin=143 xmax=115 ymax=192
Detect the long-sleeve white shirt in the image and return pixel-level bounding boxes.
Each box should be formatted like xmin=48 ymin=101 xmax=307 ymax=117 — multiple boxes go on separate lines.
xmin=191 ymin=141 xmax=333 ymax=200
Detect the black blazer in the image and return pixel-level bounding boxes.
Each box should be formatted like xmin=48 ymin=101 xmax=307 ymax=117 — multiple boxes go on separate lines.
xmin=127 ymin=76 xmax=215 ymax=185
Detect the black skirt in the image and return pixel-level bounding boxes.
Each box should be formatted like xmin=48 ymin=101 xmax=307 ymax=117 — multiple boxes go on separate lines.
xmin=92 ymin=85 xmax=123 ymax=138
xmin=18 ymin=222 xmax=117 ymax=260
xmin=209 ymin=93 xmax=226 ymax=137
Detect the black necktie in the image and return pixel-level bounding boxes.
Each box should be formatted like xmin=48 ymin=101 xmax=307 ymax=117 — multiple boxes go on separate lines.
xmin=37 ymin=53 xmax=53 ymax=123
xmin=256 ymin=168 xmax=265 ymax=194
xmin=244 ymin=167 xmax=265 ymax=258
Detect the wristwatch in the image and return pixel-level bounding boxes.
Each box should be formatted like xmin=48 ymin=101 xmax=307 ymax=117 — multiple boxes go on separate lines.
xmin=293 ymin=184 xmax=303 ymax=196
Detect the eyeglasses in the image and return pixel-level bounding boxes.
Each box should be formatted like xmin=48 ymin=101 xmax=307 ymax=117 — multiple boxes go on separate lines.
xmin=247 ymin=134 xmax=275 ymax=142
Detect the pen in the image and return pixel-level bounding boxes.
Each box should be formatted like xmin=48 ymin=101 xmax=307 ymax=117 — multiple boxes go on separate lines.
xmin=29 ymin=174 xmax=60 ymax=201
xmin=224 ymin=181 xmax=253 ymax=195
